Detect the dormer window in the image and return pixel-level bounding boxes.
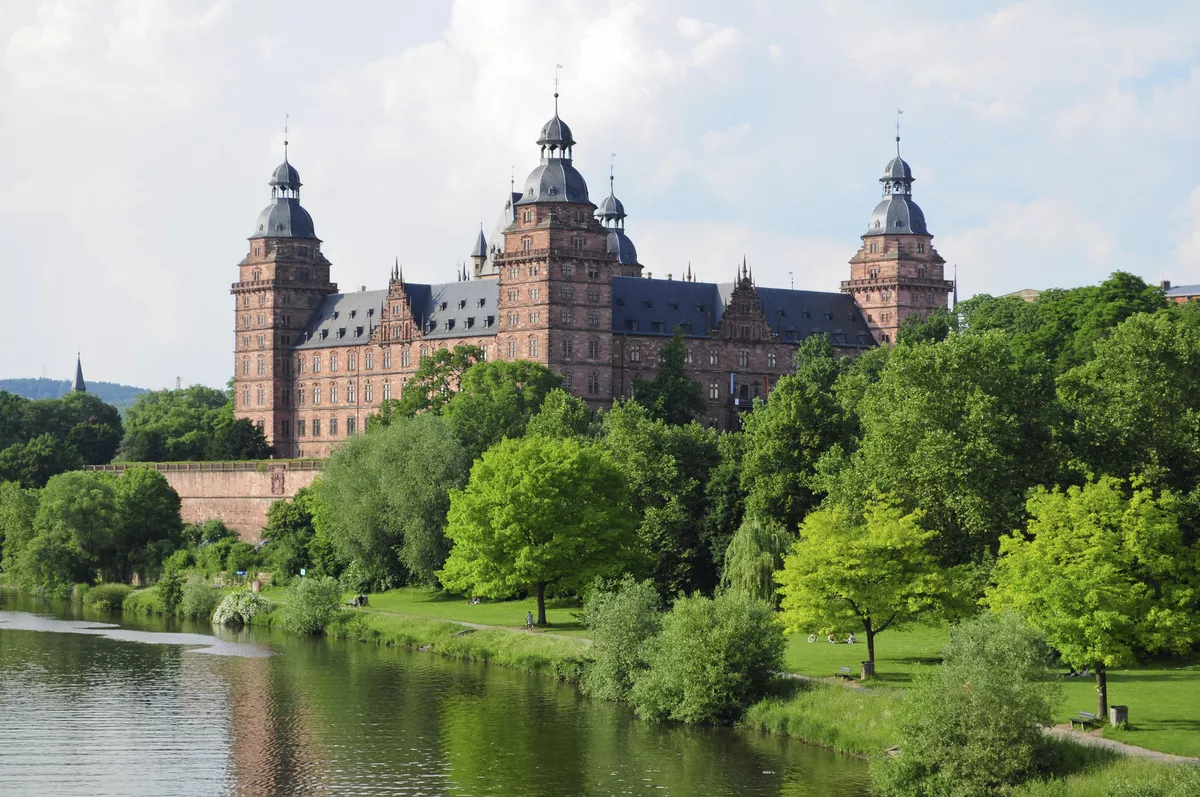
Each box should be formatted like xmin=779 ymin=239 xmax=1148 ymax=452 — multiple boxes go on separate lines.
xmin=367 ymin=308 xmax=374 ymax=316
xmin=337 ymin=328 xmax=345 ymax=339
xmin=332 ymin=311 xmax=339 ymax=319
xmin=320 ymin=329 xmax=328 ymax=339
xmin=459 ymin=300 xmax=466 ymax=309
xmin=466 ymin=317 xmax=475 ymax=328
xmin=643 ymin=300 xmax=652 ymax=309
xmin=669 ymin=302 xmax=679 ymax=311
xmin=824 ymin=312 xmax=834 ymax=321
xmin=486 ymin=315 xmax=494 ymax=327
xmin=477 ymin=298 xmax=486 ymax=308
xmin=350 ymin=310 xmax=357 ymax=318
xmin=440 ymin=302 xmax=448 ymax=311
xmin=356 ymin=326 xmax=364 ymax=337
xmin=446 ymin=319 xmax=455 ymax=331
xmin=697 ymin=304 xmax=706 ymax=313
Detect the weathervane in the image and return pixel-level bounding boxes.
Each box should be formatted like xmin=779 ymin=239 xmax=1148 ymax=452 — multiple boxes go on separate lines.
xmin=554 ymin=63 xmax=563 ymax=112
xmin=284 ymin=112 xmax=290 ymax=160
xmin=895 ymin=108 xmax=903 ymax=156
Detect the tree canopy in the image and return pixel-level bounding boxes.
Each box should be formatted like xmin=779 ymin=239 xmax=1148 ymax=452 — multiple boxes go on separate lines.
xmin=443 ymin=359 xmax=562 ymax=460
xmin=0 ymin=390 xmax=122 ymax=485
xmin=117 ymin=385 xmax=269 ymax=462
xmin=386 ymin=344 xmax=485 ymax=420
xmin=631 ymin=326 xmax=706 ymax=426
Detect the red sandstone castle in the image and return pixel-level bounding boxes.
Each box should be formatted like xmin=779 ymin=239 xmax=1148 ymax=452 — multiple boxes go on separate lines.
xmin=233 ymin=102 xmax=953 ymax=457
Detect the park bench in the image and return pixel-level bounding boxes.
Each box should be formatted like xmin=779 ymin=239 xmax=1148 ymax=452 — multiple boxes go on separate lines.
xmin=1069 ymin=711 xmax=1099 ymax=731
xmin=836 ymin=666 xmax=854 ymax=679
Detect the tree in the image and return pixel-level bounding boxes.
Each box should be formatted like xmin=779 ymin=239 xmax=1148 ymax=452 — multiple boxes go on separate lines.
xmin=0 ymin=433 xmax=83 ymax=488
xmin=439 ymin=435 xmax=638 ymax=625
xmin=111 ymin=467 xmax=182 ymax=583
xmin=14 ymin=523 xmax=81 ymax=598
xmin=389 ymin=344 xmax=484 ymax=418
xmin=262 ymin=485 xmax=322 ymax=579
xmin=897 ymin=307 xmax=957 ymax=345
xmin=444 ymin=359 xmax=562 ymax=460
xmin=720 ymin=515 xmax=791 ymax=603
xmin=317 ymin=414 xmax=469 ymax=587
xmin=526 ymin=388 xmax=592 ymax=439
xmin=582 ymin=576 xmax=662 ymax=702
xmin=872 ymin=613 xmax=1062 ymax=797
xmin=33 ymin=471 xmax=119 ymax=582
xmin=117 ymin=385 xmax=252 ymax=462
xmin=740 ymin=335 xmax=850 ymax=531
xmin=776 ymin=498 xmax=948 ymax=668
xmin=824 ymin=331 xmax=1058 ymax=565
xmin=1059 ymin=310 xmax=1200 ymax=493
xmin=206 ymin=414 xmax=271 ymax=460
xmin=988 ymin=477 xmax=1200 ymax=718
xmin=631 ymin=326 xmax=705 ymax=425
xmin=629 ymin=591 xmax=784 ymax=724
xmin=702 ymin=430 xmax=747 ymax=572
xmin=0 ymin=481 xmax=39 ymax=573
xmin=600 ymin=401 xmax=720 ymax=596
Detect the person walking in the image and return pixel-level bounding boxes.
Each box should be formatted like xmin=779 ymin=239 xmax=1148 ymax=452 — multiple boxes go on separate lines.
xmin=525 ymin=611 xmax=535 ymax=631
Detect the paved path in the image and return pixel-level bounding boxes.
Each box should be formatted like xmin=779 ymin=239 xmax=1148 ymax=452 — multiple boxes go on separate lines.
xmin=1043 ymin=726 xmax=1200 ymax=764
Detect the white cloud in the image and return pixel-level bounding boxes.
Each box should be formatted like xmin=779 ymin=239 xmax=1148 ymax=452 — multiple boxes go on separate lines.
xmin=1174 ymin=185 xmax=1200 ymax=276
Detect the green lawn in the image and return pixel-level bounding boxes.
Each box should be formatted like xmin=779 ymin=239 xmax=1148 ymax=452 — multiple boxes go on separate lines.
xmin=782 ymin=623 xmax=1200 ymax=757
xmin=348 ymin=587 xmax=590 ymax=637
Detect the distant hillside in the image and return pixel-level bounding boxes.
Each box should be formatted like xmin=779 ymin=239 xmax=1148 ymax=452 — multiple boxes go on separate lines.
xmin=0 ymin=378 xmax=150 ymax=412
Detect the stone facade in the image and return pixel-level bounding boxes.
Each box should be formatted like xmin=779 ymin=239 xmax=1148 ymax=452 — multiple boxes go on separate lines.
xmin=233 ymin=108 xmax=954 ymax=455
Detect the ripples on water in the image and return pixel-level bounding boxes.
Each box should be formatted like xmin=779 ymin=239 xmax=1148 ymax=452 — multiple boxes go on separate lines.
xmin=0 ymin=591 xmax=871 ymax=797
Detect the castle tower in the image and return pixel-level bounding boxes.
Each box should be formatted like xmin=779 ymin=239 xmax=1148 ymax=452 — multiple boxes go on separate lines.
xmin=496 ymin=94 xmax=622 ymax=403
xmin=842 ymin=137 xmax=951 ymax=344
xmin=232 ymin=143 xmax=336 ymax=457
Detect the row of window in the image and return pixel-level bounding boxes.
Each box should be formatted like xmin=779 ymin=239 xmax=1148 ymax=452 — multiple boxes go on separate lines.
xmin=289 ymin=415 xmax=355 ymax=438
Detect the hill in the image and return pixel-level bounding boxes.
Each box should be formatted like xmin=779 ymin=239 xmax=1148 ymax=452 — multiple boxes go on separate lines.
xmin=0 ymin=378 xmax=150 ymax=412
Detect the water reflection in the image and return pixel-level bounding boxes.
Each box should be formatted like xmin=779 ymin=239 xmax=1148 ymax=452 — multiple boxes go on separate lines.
xmin=0 ymin=591 xmax=870 ymax=796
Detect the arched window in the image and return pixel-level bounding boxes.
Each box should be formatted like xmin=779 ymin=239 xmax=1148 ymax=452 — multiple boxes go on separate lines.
xmin=256 ymin=386 xmax=264 ymax=405
xmin=347 ymin=381 xmax=356 ymax=403
xmin=401 ymin=349 xmax=410 ymax=368
xmin=330 ymin=353 xmax=339 ymax=372
xmin=242 ymin=358 xmax=250 ymax=375
xmin=709 ymin=350 xmax=719 ymax=366
xmin=508 ymin=339 xmax=518 ymax=358
xmin=242 ymin=386 xmax=251 ymax=406
xmin=522 ymin=236 xmax=532 ymax=252
xmin=257 ymin=356 xmax=265 ymax=375
xmin=313 ymin=355 xmax=321 ymax=374
xmin=383 ymin=349 xmax=392 ymax=369
xmin=312 ymin=385 xmax=321 ymax=405
xmin=330 ymin=383 xmax=339 ymax=404
xmin=383 ymin=380 xmax=392 ymax=401
xmin=528 ymin=337 xmax=538 ymax=358
xmin=364 ymin=381 xmax=373 ymax=403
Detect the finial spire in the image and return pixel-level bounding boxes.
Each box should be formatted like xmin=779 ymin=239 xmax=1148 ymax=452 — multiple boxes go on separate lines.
xmin=284 ymin=112 xmax=290 ymax=161
xmin=895 ymin=108 xmax=903 ymax=157
xmin=554 ymin=64 xmax=563 ymax=114
xmin=610 ymin=152 xmax=616 ymax=193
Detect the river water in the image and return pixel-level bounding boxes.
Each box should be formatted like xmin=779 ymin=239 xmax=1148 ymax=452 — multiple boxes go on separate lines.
xmin=0 ymin=590 xmax=870 ymax=797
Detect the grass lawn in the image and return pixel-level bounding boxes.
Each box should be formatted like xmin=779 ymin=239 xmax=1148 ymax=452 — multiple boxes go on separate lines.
xmin=782 ymin=623 xmax=1200 ymax=757
xmin=350 ymin=587 xmax=590 ymax=637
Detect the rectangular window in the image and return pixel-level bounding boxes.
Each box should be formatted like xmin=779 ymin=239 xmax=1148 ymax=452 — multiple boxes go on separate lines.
xmin=256 ymin=387 xmax=264 ymax=405
xmin=508 ymin=339 xmax=518 ymax=358
xmin=383 ymin=382 xmax=392 ymax=400
xmin=508 ymin=289 xmax=519 ymax=301
xmin=401 ymin=349 xmax=410 ymax=368
xmin=767 ymin=352 xmax=777 ymax=369
xmin=562 ymin=339 xmax=574 ymax=359
xmin=257 ymin=334 xmax=265 ymax=348
xmin=365 ymin=382 xmax=373 ymax=402
xmin=588 ymin=339 xmax=599 ymax=359
xmin=739 ymin=350 xmax=749 ymax=368
xmin=331 ymin=384 xmax=339 ymax=403
xmin=298 ymin=419 xmax=306 ymax=437
xmin=530 ymin=288 xmax=541 ymax=301
xmin=560 ymin=286 xmax=574 ymax=300
xmin=313 ymin=418 xmax=321 ymax=437
xmin=347 ymin=382 xmax=356 ymax=403
xmin=281 ymin=419 xmax=291 ymax=438
xmin=685 ymin=348 xmax=693 ymax=364
xmin=529 ymin=311 xmax=540 ymax=324
xmin=529 ymin=339 xmax=538 ymax=357
xmin=709 ymin=351 xmax=719 ymax=366
xmin=709 ymin=381 xmax=720 ymax=400
xmin=347 ymin=353 xmax=356 ymax=370
xmin=509 ymin=266 xmax=519 ymax=279
xmin=330 ymin=417 xmax=338 ymax=437
xmin=588 ymin=265 xmax=599 ymax=280
xmin=330 ymin=353 xmax=338 ymax=372
xmin=562 ymin=263 xmax=574 ymax=278
xmin=588 ymin=312 xmax=600 ymax=328
xmin=561 ymin=309 xmax=573 ymax=324
xmin=347 ymin=416 xmax=356 ymax=435
xmin=297 ymin=386 xmax=305 ymax=405
xmin=242 ymin=387 xmax=250 ymax=406
xmin=313 ymin=356 xmax=321 ymax=374
xmin=365 ymin=351 xmax=374 ymax=369
xmin=588 ymin=289 xmax=599 ymax=303
xmin=588 ymin=372 xmax=600 ymax=394
xmin=630 ymin=347 xmax=641 ymax=363
xmin=312 ymin=386 xmax=321 ymax=405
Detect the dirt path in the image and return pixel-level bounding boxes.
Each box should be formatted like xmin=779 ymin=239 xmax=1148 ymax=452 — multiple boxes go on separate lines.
xmin=1042 ymin=726 xmax=1200 ymax=764
xmin=355 ymin=607 xmax=590 ymax=644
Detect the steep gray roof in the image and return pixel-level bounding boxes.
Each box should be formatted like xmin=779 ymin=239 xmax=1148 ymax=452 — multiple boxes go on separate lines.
xmin=516 ymin=158 xmax=591 ymax=205
xmin=470 ymin=227 xmax=487 ymax=258
xmin=607 ymin=229 xmax=639 ymax=265
xmin=73 ymin=356 xmax=86 ymax=393
xmin=270 ymin=160 xmax=301 ymax=188
xmin=866 ymin=195 xmax=928 ymax=235
xmin=251 ymin=197 xmax=317 ymax=239
xmin=538 ymin=114 xmax=575 ymax=148
xmin=611 ymin=277 xmax=874 ymax=347
xmin=295 ymin=281 xmax=500 ymax=350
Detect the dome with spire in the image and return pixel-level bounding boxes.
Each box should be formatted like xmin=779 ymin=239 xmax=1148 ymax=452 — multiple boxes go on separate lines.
xmin=516 ymin=100 xmax=591 ymax=206
xmin=865 ymin=150 xmax=928 ymax=236
xmin=606 ymin=229 xmax=638 ymax=265
xmin=537 ymin=114 xmax=575 ymax=149
xmin=596 ymin=191 xmax=625 ymax=221
xmin=251 ymin=155 xmax=316 ymax=240
xmin=882 ymin=155 xmax=912 ymax=181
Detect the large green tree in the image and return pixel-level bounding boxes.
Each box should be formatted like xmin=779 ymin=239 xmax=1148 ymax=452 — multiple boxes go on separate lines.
xmin=0 ymin=481 xmax=39 ymax=573
xmin=444 ymin=359 xmax=562 ymax=460
xmin=262 ymin=485 xmax=324 ymax=579
xmin=600 ymin=401 xmax=720 ymax=596
xmin=386 ymin=344 xmax=484 ymax=420
xmin=776 ymin=498 xmax=948 ymax=668
xmin=31 ymin=471 xmax=120 ymax=583
xmin=526 ymin=388 xmax=592 ymax=439
xmin=631 ymin=326 xmax=705 ymax=426
xmin=0 ymin=433 xmax=84 ymax=488
xmin=317 ymin=414 xmax=469 ymax=587
xmin=988 ymin=477 xmax=1200 ymax=717
xmin=439 ymin=435 xmax=638 ymax=625
xmin=110 ymin=467 xmax=182 ymax=583
xmin=720 ymin=515 xmax=791 ymax=603
xmin=117 ymin=385 xmax=268 ymax=461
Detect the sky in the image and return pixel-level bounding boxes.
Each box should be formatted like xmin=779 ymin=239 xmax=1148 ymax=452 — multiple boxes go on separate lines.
xmin=3 ymin=0 xmax=1200 ymax=390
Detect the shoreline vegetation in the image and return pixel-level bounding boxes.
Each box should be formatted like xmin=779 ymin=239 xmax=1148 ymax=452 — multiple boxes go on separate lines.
xmin=64 ymin=583 xmax=1200 ymax=797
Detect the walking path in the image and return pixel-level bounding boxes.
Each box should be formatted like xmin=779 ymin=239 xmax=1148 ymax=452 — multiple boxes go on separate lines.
xmin=355 ymin=605 xmax=589 ymax=643
xmin=1043 ymin=726 xmax=1200 ymax=764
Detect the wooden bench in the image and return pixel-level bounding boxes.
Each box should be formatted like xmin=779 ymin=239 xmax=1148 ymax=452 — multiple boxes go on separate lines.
xmin=836 ymin=666 xmax=854 ymax=679
xmin=1069 ymin=711 xmax=1099 ymax=731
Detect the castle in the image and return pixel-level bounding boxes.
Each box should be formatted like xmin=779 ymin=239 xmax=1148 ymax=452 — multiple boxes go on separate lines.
xmin=232 ymin=101 xmax=953 ymax=457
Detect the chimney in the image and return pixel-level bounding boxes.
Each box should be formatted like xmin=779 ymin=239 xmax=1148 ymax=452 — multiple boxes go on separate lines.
xmin=667 ymin=273 xmax=673 ymax=281
xmin=1161 ymin=280 xmax=1172 ymax=290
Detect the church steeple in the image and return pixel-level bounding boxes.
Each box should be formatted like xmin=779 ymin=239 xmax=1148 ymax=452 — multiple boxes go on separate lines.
xmin=73 ymin=354 xmax=86 ymax=393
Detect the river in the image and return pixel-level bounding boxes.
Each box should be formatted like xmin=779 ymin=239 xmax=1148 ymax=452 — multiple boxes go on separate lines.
xmin=0 ymin=590 xmax=871 ymax=796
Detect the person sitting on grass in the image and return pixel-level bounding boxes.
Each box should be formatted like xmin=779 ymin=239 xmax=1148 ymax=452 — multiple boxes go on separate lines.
xmin=827 ymin=633 xmax=837 ymax=643
xmin=847 ymin=632 xmax=857 ymax=644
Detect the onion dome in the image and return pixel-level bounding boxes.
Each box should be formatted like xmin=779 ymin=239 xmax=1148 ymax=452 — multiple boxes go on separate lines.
xmin=882 ymin=155 xmax=912 ymax=181
xmin=537 ymin=114 xmax=575 ymax=150
xmin=516 ymin=97 xmax=591 ymax=205
xmin=251 ymin=152 xmax=316 ymax=240
xmin=269 ymin=159 xmax=301 ymax=189
xmin=865 ymin=151 xmax=928 ymax=236
xmin=596 ymin=189 xmax=626 ymax=221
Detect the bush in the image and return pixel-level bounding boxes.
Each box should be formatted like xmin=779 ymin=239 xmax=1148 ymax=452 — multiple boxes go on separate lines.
xmin=1013 ymin=757 xmax=1200 ymax=797
xmin=581 ymin=576 xmax=661 ymax=701
xmin=178 ymin=577 xmax=221 ymax=620
xmin=281 ymin=576 xmax=343 ymax=635
xmin=157 ymin=569 xmax=184 ymax=613
xmin=212 ymin=589 xmax=270 ymax=626
xmin=629 ymin=591 xmax=784 ymax=724
xmin=82 ymin=583 xmax=133 ymax=612
xmin=871 ymin=612 xmax=1063 ymax=797
xmin=223 ymin=541 xmax=260 ymax=575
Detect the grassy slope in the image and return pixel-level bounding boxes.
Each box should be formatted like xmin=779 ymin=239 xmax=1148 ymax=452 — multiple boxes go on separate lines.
xmin=356 ymin=587 xmax=590 ymax=636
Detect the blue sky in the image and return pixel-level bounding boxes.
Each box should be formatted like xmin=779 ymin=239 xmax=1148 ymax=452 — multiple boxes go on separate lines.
xmin=2 ymin=0 xmax=1199 ymax=389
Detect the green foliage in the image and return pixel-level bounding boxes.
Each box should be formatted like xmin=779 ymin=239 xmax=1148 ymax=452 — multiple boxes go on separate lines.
xmin=281 ymin=575 xmax=343 ymax=635
xmin=181 ymin=519 xmax=235 ymax=548
xmin=526 ymin=388 xmax=592 ymax=439
xmin=262 ymin=485 xmax=323 ymax=580
xmin=897 ymin=307 xmax=957 ymax=345
xmin=439 ymin=435 xmax=639 ymax=624
xmin=318 ymin=414 xmax=469 ymax=587
xmin=741 ymin=335 xmax=851 ymax=531
xmin=0 ymin=390 xmax=122 ymax=483
xmin=117 ymin=385 xmax=268 ymax=461
xmin=0 ymin=433 xmax=84 ymax=488
xmin=14 ymin=523 xmax=80 ymax=598
xmin=720 ymin=515 xmax=791 ymax=603
xmin=109 ymin=467 xmax=182 ymax=583
xmin=599 ymin=400 xmax=720 ymax=595
xmin=631 ymin=326 xmax=706 ymax=425
xmin=1012 ymin=758 xmax=1200 ymax=797
xmin=741 ymin=681 xmax=902 ymax=757
xmin=33 ymin=471 xmax=119 ymax=581
xmin=212 ymin=589 xmax=270 ymax=626
xmin=871 ymin=613 xmax=1063 ymax=797
xmin=387 ymin=344 xmax=484 ymax=419
xmin=179 ymin=577 xmax=221 ymax=619
xmin=823 ymin=330 xmax=1057 ymax=565
xmin=194 ymin=537 xmax=239 ymax=576
xmin=581 ymin=576 xmax=662 ymax=702
xmin=988 ymin=477 xmax=1200 ymax=715
xmin=0 ymin=481 xmax=39 ymax=574
xmin=702 ymin=430 xmax=747 ymax=571
xmin=1059 ymin=311 xmax=1200 ymax=492
xmin=629 ymin=591 xmax=784 ymax=724
xmin=444 ymin=359 xmax=562 ymax=460
xmin=157 ymin=568 xmax=184 ymax=613
xmin=82 ymin=583 xmax=134 ymax=612
xmin=776 ymin=498 xmax=947 ymax=666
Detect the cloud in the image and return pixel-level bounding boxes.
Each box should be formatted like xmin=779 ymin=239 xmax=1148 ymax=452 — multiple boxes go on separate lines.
xmin=1174 ymin=185 xmax=1200 ymax=277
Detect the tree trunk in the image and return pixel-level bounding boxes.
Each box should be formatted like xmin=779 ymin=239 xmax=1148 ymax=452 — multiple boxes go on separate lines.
xmin=864 ymin=618 xmax=875 ymax=667
xmin=1096 ymin=665 xmax=1108 ymax=719
xmin=535 ymin=582 xmax=547 ymax=627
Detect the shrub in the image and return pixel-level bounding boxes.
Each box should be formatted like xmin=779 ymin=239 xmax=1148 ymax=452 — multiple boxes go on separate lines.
xmin=212 ymin=589 xmax=270 ymax=626
xmin=194 ymin=537 xmax=237 ymax=575
xmin=871 ymin=612 xmax=1063 ymax=797
xmin=163 ymin=548 xmax=193 ymax=573
xmin=629 ymin=591 xmax=784 ymax=724
xmin=281 ymin=576 xmax=343 ymax=635
xmin=581 ymin=576 xmax=661 ymax=701
xmin=179 ymin=577 xmax=221 ymax=620
xmin=157 ymin=569 xmax=184 ymax=613
xmin=82 ymin=583 xmax=133 ymax=612
xmin=223 ymin=541 xmax=260 ymax=575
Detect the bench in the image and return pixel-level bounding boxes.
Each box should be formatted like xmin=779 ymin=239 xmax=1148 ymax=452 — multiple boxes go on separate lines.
xmin=836 ymin=666 xmax=854 ymax=679
xmin=1069 ymin=711 xmax=1099 ymax=731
